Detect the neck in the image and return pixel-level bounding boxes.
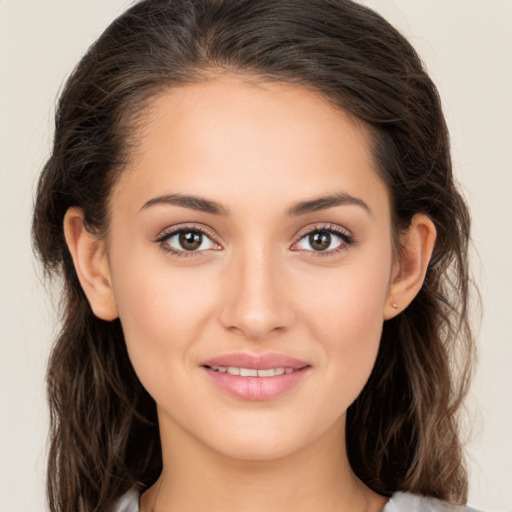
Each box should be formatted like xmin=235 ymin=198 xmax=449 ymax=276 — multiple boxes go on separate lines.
xmin=141 ymin=414 xmax=387 ymax=512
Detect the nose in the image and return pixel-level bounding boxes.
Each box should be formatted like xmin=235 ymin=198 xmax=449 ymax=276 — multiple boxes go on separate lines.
xmin=218 ymin=247 xmax=294 ymax=341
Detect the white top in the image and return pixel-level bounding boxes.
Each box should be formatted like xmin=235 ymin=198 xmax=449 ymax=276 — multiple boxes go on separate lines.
xmin=384 ymin=492 xmax=481 ymax=512
xmin=113 ymin=488 xmax=482 ymax=512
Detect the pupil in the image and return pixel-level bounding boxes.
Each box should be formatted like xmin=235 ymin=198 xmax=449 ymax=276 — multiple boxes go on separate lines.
xmin=310 ymin=231 xmax=331 ymax=251
xmin=179 ymin=231 xmax=202 ymax=250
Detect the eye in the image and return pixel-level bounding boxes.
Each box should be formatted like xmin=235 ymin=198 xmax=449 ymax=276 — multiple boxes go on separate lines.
xmin=293 ymin=225 xmax=353 ymax=254
xmin=157 ymin=226 xmax=221 ymax=255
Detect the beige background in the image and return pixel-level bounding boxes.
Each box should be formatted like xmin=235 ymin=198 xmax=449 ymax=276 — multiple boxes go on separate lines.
xmin=1 ymin=1 xmax=510 ymax=511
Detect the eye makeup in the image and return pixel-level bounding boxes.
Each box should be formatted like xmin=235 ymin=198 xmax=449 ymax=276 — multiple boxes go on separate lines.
xmin=154 ymin=221 xmax=356 ymax=259
xmin=291 ymin=223 xmax=355 ymax=257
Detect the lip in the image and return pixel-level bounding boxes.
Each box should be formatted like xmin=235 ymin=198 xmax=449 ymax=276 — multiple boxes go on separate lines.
xmin=202 ymin=352 xmax=309 ymax=370
xmin=201 ymin=352 xmax=311 ymax=401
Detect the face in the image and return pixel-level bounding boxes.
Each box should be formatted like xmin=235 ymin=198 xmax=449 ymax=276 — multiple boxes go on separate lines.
xmin=106 ymin=76 xmax=396 ymax=460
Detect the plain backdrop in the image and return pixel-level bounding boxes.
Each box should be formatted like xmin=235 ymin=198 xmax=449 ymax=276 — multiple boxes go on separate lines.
xmin=1 ymin=1 xmax=511 ymax=511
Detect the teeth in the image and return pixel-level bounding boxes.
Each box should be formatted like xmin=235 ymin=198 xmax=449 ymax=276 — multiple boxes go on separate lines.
xmin=210 ymin=366 xmax=294 ymax=377
xmin=257 ymin=369 xmax=275 ymax=377
xmin=240 ymin=368 xmax=258 ymax=377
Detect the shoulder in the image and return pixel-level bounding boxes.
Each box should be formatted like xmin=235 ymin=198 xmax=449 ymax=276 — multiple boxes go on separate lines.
xmin=113 ymin=488 xmax=140 ymax=512
xmin=385 ymin=492 xmax=484 ymax=512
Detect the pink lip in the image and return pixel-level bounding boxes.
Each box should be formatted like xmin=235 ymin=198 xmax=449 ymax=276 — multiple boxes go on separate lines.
xmin=202 ymin=352 xmax=309 ymax=370
xmin=201 ymin=352 xmax=311 ymax=401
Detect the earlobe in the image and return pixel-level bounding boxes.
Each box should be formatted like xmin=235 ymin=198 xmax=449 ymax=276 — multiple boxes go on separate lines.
xmin=63 ymin=207 xmax=118 ymax=321
xmin=384 ymin=214 xmax=437 ymax=320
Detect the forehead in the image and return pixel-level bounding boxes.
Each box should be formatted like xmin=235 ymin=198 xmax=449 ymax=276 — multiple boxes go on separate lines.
xmin=113 ymin=76 xmax=389 ymax=217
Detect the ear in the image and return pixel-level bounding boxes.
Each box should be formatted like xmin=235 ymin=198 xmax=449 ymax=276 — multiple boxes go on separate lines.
xmin=63 ymin=207 xmax=118 ymax=321
xmin=384 ymin=214 xmax=437 ymax=320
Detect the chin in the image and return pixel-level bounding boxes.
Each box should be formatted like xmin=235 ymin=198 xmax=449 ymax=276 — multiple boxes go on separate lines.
xmin=217 ymin=437 xmax=306 ymax=462
xmin=201 ymin=417 xmax=335 ymax=463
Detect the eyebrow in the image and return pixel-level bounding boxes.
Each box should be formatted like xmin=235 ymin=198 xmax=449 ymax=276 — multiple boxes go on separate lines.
xmin=287 ymin=193 xmax=372 ymax=216
xmin=140 ymin=191 xmax=371 ymax=217
xmin=140 ymin=193 xmax=229 ymax=215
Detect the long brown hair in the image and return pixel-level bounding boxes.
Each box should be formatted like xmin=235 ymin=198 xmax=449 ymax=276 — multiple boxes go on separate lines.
xmin=32 ymin=1 xmax=475 ymax=510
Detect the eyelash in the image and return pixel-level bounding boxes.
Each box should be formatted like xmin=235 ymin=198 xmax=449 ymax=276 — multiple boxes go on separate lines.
xmin=155 ymin=224 xmax=220 ymax=258
xmin=293 ymin=224 xmax=354 ymax=256
xmin=155 ymin=223 xmax=355 ymax=258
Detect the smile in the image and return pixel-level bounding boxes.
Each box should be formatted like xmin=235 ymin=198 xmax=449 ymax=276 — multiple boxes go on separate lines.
xmin=201 ymin=353 xmax=311 ymax=401
xmin=207 ymin=366 xmax=296 ymax=377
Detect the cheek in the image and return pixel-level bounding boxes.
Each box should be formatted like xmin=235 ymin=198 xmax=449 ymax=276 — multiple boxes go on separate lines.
xmin=109 ymin=251 xmax=216 ymax=389
xmin=299 ymin=253 xmax=392 ymax=399
xmin=302 ymin=254 xmax=391 ymax=333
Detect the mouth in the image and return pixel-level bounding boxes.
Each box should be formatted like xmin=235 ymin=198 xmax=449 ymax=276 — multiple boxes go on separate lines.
xmin=201 ymin=353 xmax=311 ymax=401
xmin=205 ymin=366 xmax=298 ymax=377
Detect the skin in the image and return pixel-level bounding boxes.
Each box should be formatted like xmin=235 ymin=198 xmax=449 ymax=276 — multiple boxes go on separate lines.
xmin=64 ymin=76 xmax=436 ymax=512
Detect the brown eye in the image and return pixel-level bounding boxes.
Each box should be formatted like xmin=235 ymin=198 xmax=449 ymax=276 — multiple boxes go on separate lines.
xmin=309 ymin=231 xmax=331 ymax=251
xmin=159 ymin=228 xmax=219 ymax=254
xmin=294 ymin=226 xmax=351 ymax=254
xmin=179 ymin=231 xmax=203 ymax=250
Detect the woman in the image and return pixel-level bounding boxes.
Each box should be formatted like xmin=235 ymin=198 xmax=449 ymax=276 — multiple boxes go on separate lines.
xmin=32 ymin=0 xmax=478 ymax=511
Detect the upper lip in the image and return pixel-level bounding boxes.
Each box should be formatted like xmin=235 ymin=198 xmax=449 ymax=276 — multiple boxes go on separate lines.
xmin=201 ymin=352 xmax=310 ymax=370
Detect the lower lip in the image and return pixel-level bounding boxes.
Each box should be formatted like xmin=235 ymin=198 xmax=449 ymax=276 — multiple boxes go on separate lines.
xmin=203 ymin=366 xmax=310 ymax=401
